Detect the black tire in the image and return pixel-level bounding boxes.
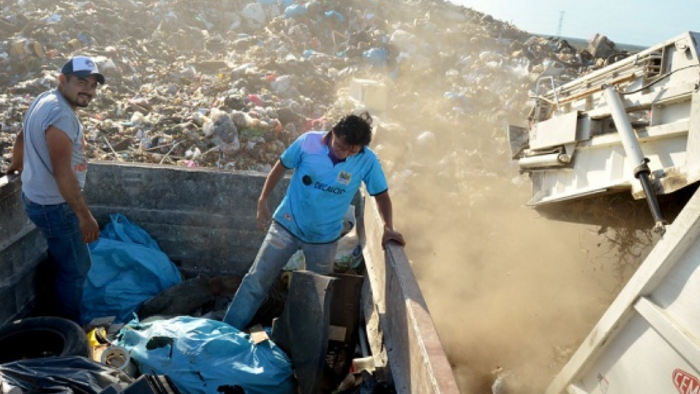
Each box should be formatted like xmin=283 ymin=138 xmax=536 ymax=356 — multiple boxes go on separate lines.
xmin=0 ymin=317 xmax=90 ymax=364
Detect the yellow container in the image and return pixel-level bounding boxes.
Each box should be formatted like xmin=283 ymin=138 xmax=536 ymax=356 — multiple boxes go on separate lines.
xmin=87 ymin=327 xmax=107 ymax=348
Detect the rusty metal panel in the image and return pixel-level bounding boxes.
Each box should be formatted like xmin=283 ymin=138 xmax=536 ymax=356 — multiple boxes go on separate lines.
xmin=362 ymin=192 xmax=460 ymax=394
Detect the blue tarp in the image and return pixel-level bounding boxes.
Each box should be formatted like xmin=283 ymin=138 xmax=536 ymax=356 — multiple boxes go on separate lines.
xmin=116 ymin=316 xmax=295 ymax=394
xmin=80 ymin=214 xmax=182 ymax=325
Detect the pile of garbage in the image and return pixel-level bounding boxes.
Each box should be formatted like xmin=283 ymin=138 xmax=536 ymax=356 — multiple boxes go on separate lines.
xmin=0 ymin=0 xmax=632 ymax=175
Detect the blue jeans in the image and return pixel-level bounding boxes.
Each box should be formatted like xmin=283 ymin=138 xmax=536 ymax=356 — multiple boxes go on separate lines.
xmin=22 ymin=194 xmax=92 ymax=322
xmin=223 ymin=221 xmax=338 ymax=330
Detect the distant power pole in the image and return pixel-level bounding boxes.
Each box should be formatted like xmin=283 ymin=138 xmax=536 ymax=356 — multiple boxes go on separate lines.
xmin=557 ymin=11 xmax=564 ymax=38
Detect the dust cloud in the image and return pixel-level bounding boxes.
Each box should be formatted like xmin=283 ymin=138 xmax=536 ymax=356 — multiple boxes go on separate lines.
xmin=378 ymin=123 xmax=640 ymax=394
xmin=333 ymin=2 xmax=661 ymax=391
xmin=366 ymin=67 xmax=651 ymax=393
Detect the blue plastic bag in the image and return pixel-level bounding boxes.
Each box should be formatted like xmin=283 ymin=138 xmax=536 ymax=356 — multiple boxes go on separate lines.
xmin=363 ymin=48 xmax=389 ymax=67
xmin=324 ymin=10 xmax=345 ymax=23
xmin=100 ymin=213 xmax=161 ymax=250
xmin=81 ymin=214 xmax=182 ymax=325
xmin=116 ymin=316 xmax=294 ymax=394
xmin=284 ymin=4 xmax=306 ymax=18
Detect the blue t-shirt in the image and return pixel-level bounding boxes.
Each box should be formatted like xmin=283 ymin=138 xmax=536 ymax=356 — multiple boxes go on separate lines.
xmin=274 ymin=131 xmax=388 ymax=243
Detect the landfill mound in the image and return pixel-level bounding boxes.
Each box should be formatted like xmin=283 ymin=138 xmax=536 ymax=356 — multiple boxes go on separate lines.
xmin=0 ymin=0 xmax=630 ymax=172
xmin=0 ymin=0 xmax=645 ymax=393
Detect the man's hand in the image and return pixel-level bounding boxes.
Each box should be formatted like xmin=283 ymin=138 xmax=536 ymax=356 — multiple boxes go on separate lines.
xmin=79 ymin=213 xmax=100 ymax=243
xmin=382 ymin=226 xmax=405 ymax=249
xmin=256 ymin=198 xmax=272 ymax=231
xmin=5 ymin=166 xmax=21 ymax=176
xmin=374 ymin=192 xmax=405 ymax=249
xmin=7 ymin=130 xmax=24 ymax=175
xmin=255 ymin=160 xmax=286 ymax=232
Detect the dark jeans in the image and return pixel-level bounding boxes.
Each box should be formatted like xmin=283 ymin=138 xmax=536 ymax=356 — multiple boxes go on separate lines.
xmin=22 ymin=194 xmax=92 ymax=322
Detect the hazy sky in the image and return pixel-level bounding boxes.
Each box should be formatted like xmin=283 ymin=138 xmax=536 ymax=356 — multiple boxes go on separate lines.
xmin=449 ymin=0 xmax=698 ymax=47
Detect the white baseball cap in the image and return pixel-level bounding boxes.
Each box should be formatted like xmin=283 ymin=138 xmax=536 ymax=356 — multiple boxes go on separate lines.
xmin=61 ymin=56 xmax=105 ymax=84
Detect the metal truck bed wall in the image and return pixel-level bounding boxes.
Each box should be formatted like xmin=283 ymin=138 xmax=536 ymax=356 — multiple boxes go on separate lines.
xmin=83 ymin=162 xmax=287 ymax=276
xmin=0 ymin=162 xmax=459 ymax=394
xmin=0 ymin=172 xmax=45 ymax=321
xmin=547 ymin=185 xmax=700 ymax=394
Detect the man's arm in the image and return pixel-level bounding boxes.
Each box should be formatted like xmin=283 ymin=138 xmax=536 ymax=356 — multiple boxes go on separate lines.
xmin=6 ymin=130 xmax=24 ymax=174
xmin=46 ymin=125 xmax=99 ymax=243
xmin=256 ymin=159 xmax=288 ymax=231
xmin=373 ymin=191 xmax=406 ymax=248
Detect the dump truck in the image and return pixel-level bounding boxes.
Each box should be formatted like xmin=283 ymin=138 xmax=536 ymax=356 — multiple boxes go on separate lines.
xmin=0 ymin=162 xmax=461 ymax=394
xmin=508 ymin=31 xmax=700 ymax=231
xmin=509 ymin=31 xmax=700 ymax=394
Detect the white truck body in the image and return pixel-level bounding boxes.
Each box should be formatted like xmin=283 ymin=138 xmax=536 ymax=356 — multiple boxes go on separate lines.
xmin=508 ymin=31 xmax=700 ymax=394
xmin=547 ymin=184 xmax=700 ymax=394
xmin=509 ymin=31 xmax=700 ymax=209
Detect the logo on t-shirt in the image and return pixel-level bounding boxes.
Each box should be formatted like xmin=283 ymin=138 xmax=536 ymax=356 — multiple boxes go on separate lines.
xmin=337 ymin=171 xmax=352 ymax=185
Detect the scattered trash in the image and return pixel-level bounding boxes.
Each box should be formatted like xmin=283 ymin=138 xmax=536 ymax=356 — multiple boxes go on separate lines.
xmin=0 ymin=0 xmax=635 ymax=177
xmin=101 ymin=346 xmax=138 ymax=378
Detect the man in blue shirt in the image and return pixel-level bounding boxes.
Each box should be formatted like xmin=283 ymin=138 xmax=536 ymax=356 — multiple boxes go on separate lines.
xmin=223 ymin=112 xmax=405 ymax=330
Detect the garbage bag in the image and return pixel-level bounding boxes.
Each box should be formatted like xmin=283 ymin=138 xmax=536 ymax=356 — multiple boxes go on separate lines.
xmin=284 ymin=4 xmax=307 ymax=18
xmin=363 ymin=48 xmax=389 ymax=67
xmin=0 ymin=356 xmax=132 ymax=394
xmin=334 ymin=205 xmax=362 ymax=271
xmin=334 ymin=231 xmax=363 ymax=271
xmin=324 ymin=10 xmax=345 ymax=23
xmin=115 ymin=316 xmax=295 ymax=394
xmin=284 ymin=205 xmax=361 ymax=271
xmin=241 ymin=2 xmax=267 ymax=27
xmin=100 ymin=213 xmax=161 ymax=250
xmin=81 ymin=214 xmax=182 ymax=325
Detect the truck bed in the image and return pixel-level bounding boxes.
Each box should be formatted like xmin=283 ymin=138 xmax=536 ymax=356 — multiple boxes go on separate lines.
xmin=0 ymin=162 xmax=459 ymax=394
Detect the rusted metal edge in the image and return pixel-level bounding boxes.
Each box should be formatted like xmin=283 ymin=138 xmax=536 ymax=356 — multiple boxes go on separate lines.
xmin=361 ymin=190 xmax=460 ymax=394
